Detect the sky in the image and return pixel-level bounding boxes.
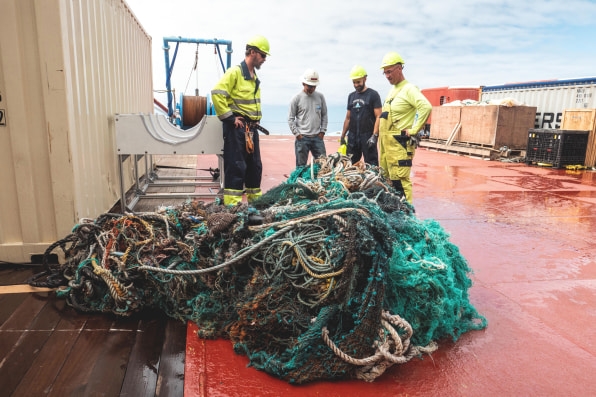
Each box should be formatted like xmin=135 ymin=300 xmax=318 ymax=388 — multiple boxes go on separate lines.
xmin=125 ymin=0 xmax=596 ymax=109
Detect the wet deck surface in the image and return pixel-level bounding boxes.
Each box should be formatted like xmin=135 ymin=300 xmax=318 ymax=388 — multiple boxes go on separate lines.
xmin=2 ymin=135 xmax=596 ymax=395
xmin=401 ymin=148 xmax=596 ymax=395
xmin=0 ymin=266 xmax=187 ymax=396
xmin=184 ymin=137 xmax=596 ymax=396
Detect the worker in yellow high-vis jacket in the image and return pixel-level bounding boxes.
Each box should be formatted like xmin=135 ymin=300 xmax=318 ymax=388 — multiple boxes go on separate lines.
xmin=211 ymin=35 xmax=270 ymax=206
xmin=375 ymin=51 xmax=431 ymax=203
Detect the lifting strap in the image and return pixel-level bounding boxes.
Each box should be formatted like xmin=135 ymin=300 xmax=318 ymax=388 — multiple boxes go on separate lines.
xmin=245 ymin=124 xmax=254 ymax=154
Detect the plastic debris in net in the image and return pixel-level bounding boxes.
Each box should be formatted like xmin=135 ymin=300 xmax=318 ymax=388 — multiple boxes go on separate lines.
xmin=30 ymin=152 xmax=487 ymax=384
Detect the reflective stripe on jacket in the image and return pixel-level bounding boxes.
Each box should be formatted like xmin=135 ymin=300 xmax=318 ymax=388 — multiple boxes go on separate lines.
xmin=211 ymin=60 xmax=262 ymax=121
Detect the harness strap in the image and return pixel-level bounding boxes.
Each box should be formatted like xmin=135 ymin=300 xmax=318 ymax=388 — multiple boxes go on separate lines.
xmin=245 ymin=124 xmax=254 ymax=154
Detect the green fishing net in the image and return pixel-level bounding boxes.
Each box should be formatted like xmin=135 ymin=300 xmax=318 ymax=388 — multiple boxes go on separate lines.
xmin=31 ymin=153 xmax=486 ymax=384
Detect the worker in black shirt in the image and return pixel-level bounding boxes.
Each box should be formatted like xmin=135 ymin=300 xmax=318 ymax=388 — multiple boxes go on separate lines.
xmin=340 ymin=65 xmax=382 ymax=166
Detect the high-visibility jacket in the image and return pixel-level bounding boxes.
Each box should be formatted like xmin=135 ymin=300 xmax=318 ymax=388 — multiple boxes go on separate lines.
xmin=211 ymin=60 xmax=262 ymax=121
xmin=380 ymin=80 xmax=431 ymax=136
xmin=379 ymin=80 xmax=431 ymax=203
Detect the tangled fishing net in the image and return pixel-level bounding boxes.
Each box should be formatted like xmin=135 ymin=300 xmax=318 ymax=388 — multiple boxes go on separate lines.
xmin=30 ymin=153 xmax=487 ymax=384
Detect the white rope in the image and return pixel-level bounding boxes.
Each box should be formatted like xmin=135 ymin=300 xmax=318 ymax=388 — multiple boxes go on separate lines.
xmin=321 ymin=311 xmax=438 ymax=382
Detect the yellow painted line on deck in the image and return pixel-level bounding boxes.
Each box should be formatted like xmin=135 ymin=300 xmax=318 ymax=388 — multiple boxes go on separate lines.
xmin=0 ymin=284 xmax=55 ymax=294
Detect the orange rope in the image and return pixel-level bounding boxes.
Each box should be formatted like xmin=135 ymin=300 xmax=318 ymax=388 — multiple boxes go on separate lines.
xmin=245 ymin=124 xmax=254 ymax=153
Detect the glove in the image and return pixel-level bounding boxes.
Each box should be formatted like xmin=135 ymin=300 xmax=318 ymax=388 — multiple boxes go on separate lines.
xmin=367 ymin=134 xmax=378 ymax=148
xmin=410 ymin=133 xmax=421 ymax=148
xmin=340 ymin=137 xmax=347 ymax=146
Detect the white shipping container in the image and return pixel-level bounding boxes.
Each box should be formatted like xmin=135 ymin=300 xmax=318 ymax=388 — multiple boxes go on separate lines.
xmin=480 ymin=78 xmax=596 ymax=129
xmin=0 ymin=0 xmax=153 ymax=263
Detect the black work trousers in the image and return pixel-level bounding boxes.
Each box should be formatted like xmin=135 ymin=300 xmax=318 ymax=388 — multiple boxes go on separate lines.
xmin=222 ymin=121 xmax=262 ymax=192
xmin=347 ymin=132 xmax=379 ymax=166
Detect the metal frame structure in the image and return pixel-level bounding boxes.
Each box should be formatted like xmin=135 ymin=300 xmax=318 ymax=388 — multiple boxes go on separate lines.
xmin=115 ymin=113 xmax=225 ymax=212
xmin=114 ymin=36 xmax=233 ymax=212
xmin=163 ymin=36 xmax=233 ymax=123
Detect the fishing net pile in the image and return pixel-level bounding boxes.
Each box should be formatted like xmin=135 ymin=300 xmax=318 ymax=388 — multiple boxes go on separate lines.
xmin=31 ymin=152 xmax=487 ymax=384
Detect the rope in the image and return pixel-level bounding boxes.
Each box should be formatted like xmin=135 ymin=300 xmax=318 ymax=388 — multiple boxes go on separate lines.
xmin=26 ymin=235 xmax=77 ymax=288
xmin=90 ymin=256 xmax=128 ymax=302
xmin=282 ymin=241 xmax=344 ymax=279
xmin=134 ymin=224 xmax=296 ymax=275
xmin=248 ymin=207 xmax=368 ymax=232
xmin=184 ymin=43 xmax=199 ymax=94
xmin=32 ymin=151 xmax=486 ymax=384
xmin=321 ymin=311 xmax=438 ymax=382
xmin=321 ymin=326 xmax=384 ymax=366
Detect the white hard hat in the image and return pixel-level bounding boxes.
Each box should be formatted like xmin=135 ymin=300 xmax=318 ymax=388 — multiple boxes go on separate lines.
xmin=302 ymin=68 xmax=320 ymax=86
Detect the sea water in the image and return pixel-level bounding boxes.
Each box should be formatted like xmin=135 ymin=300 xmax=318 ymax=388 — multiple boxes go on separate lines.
xmin=261 ymin=104 xmax=345 ymax=136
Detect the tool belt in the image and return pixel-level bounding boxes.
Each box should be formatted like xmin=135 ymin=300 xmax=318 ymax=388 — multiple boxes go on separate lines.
xmin=253 ymin=123 xmax=270 ymax=135
xmin=240 ymin=120 xmax=269 ymax=155
xmin=233 ymin=114 xmax=270 ymax=154
xmin=234 ymin=114 xmax=270 ymax=135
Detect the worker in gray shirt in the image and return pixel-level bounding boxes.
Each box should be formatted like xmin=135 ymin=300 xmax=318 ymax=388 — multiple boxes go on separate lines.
xmin=288 ymin=68 xmax=328 ymax=167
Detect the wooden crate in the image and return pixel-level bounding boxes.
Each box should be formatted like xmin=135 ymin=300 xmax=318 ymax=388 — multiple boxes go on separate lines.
xmin=561 ymin=109 xmax=596 ymax=166
xmin=429 ymin=106 xmax=462 ymax=140
xmin=429 ymin=105 xmax=536 ymax=149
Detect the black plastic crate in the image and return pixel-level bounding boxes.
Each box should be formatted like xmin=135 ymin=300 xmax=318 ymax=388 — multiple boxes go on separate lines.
xmin=525 ymin=129 xmax=589 ymax=168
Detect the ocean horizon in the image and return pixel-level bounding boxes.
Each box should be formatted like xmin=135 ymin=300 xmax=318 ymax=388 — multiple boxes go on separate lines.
xmin=154 ymin=100 xmax=346 ymax=136
xmin=261 ymin=104 xmax=345 ymax=136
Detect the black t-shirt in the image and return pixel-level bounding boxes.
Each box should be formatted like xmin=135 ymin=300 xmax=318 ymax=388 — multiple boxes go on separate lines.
xmin=346 ymin=88 xmax=382 ymax=135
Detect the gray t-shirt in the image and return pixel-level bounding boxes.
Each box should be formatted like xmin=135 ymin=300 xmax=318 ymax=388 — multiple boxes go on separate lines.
xmin=288 ymin=91 xmax=328 ymax=136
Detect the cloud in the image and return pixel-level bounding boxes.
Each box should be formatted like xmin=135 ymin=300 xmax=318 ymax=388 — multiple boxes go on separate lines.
xmin=126 ymin=0 xmax=596 ymax=106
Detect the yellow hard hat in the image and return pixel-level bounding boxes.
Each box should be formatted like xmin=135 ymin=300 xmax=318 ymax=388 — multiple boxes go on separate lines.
xmin=349 ymin=65 xmax=367 ymax=80
xmin=380 ymin=52 xmax=405 ymax=68
xmin=246 ymin=35 xmax=270 ymax=56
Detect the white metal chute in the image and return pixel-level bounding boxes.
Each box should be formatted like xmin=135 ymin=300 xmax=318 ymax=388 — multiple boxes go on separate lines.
xmin=115 ymin=113 xmax=223 ymax=155
xmin=140 ymin=113 xmax=204 ymax=144
xmin=114 ymin=112 xmax=224 ymax=212
xmin=141 ymin=114 xmax=178 ymax=145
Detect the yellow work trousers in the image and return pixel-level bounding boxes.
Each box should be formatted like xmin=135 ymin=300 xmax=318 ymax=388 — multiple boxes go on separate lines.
xmin=379 ymin=133 xmax=415 ymax=203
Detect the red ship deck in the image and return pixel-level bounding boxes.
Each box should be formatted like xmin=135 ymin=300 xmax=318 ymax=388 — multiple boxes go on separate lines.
xmin=2 ymin=135 xmax=596 ymax=396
